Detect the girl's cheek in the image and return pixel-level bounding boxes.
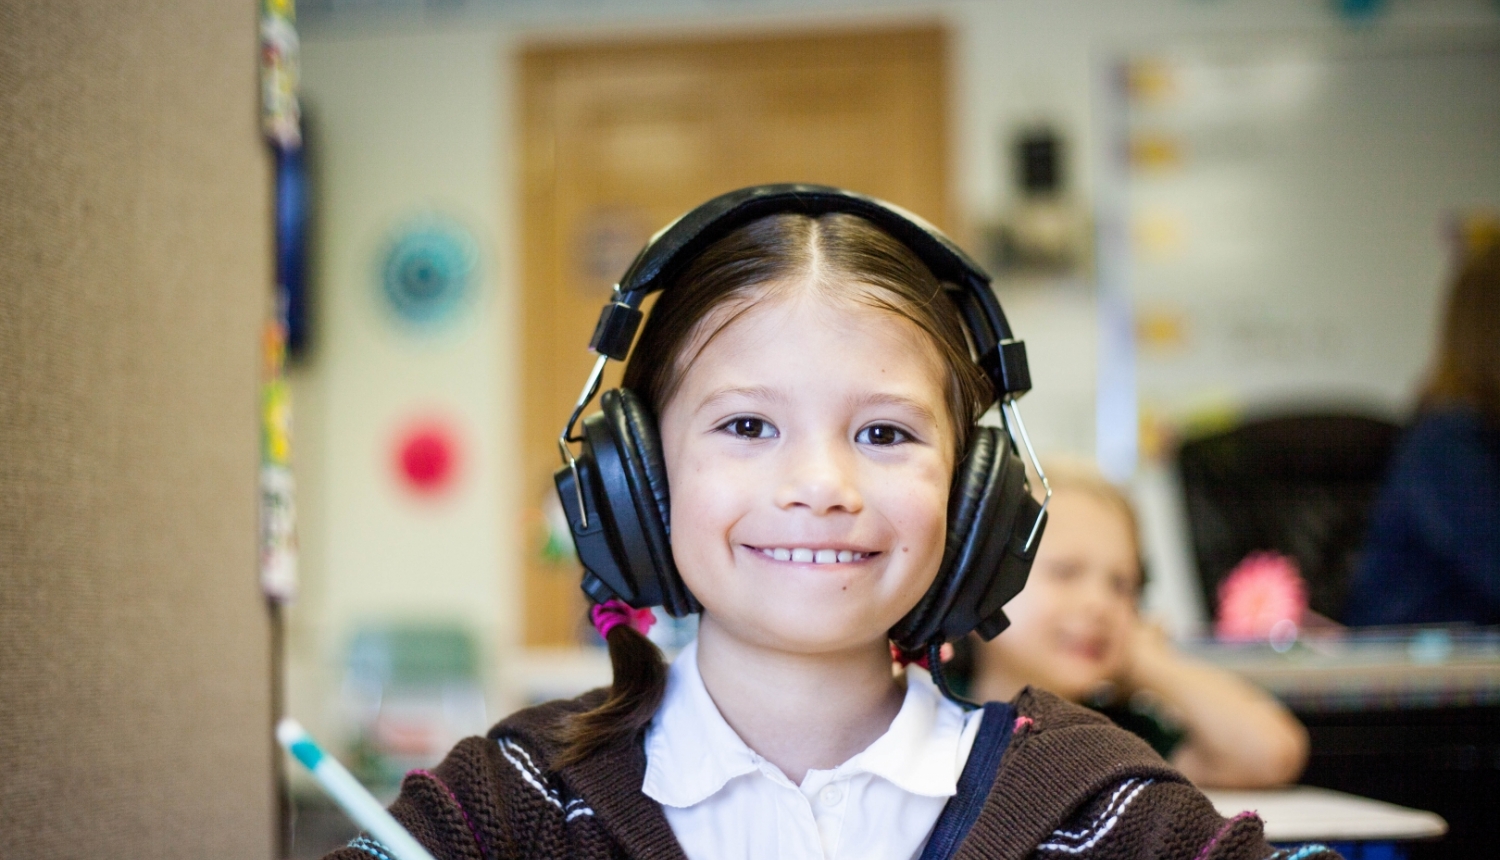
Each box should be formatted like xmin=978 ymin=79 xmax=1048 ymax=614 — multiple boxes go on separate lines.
xmin=879 ymin=486 xmax=948 ymax=566
xmin=889 ymin=454 xmax=951 ymax=515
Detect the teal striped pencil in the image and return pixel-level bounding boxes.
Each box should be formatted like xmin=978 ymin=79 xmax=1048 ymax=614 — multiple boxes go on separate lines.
xmin=277 ymin=718 xmax=438 ymax=860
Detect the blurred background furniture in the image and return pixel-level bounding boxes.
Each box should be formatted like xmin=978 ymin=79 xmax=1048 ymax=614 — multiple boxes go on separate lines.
xmin=1176 ymin=414 xmax=1402 ymax=624
xmin=1175 ymin=416 xmax=1498 ymax=860
xmin=1191 ymin=630 xmax=1500 ymax=860
xmin=342 ymin=624 xmax=486 ymax=790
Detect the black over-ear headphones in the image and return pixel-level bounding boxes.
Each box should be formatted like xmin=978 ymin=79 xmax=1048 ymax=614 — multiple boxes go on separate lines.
xmin=553 ymin=184 xmax=1051 ymax=660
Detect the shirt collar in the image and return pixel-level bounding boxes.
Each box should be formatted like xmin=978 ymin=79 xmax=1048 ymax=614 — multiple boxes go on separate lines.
xmin=642 ymin=640 xmax=763 ymax=808
xmin=839 ymin=665 xmax=970 ymax=798
xmin=641 ymin=640 xmax=971 ymax=807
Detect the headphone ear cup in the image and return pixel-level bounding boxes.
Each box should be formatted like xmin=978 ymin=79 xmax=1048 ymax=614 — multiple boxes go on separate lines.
xmin=888 ymin=425 xmax=1042 ymax=650
xmin=601 ymin=388 xmax=698 ymax=617
xmin=889 ymin=427 xmax=998 ymax=648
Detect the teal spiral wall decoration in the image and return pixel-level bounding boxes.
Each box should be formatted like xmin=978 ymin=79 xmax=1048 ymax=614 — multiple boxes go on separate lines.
xmin=379 ymin=215 xmax=479 ymax=329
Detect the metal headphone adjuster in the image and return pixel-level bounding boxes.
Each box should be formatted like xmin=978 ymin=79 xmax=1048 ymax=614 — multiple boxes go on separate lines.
xmin=559 ymin=284 xmax=642 ymax=529
xmin=558 ymin=353 xmax=611 ymax=529
xmin=1001 ymin=397 xmax=1051 ymax=554
xmin=555 ymin=285 xmax=642 ymax=525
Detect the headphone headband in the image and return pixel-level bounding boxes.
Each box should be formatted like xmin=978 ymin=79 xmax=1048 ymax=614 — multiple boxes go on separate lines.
xmin=619 ymin=184 xmax=988 ymax=302
xmin=585 ymin=184 xmax=1032 ymax=401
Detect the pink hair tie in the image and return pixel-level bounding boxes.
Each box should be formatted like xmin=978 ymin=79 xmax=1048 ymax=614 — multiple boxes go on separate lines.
xmin=891 ymin=643 xmax=931 ymax=670
xmin=590 ymin=598 xmax=657 ymax=640
xmin=890 ymin=641 xmax=956 ymax=670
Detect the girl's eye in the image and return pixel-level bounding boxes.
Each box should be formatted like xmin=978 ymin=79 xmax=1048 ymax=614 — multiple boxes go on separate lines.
xmin=1110 ymin=573 xmax=1136 ymax=598
xmin=723 ymin=417 xmax=776 ymax=439
xmin=1045 ymin=561 xmax=1083 ymax=583
xmin=856 ymin=424 xmax=910 ymax=446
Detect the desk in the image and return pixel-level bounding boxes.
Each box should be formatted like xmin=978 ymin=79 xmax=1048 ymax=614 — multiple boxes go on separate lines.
xmin=1202 ymin=786 xmax=1446 ymax=843
xmin=1185 ymin=630 xmax=1500 ymax=712
xmin=1189 ymin=630 xmax=1499 ymax=860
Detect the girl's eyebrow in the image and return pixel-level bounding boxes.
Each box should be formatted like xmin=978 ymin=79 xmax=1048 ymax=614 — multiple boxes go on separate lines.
xmin=847 ymin=392 xmax=941 ymax=426
xmin=695 ymin=384 xmax=787 ymax=413
xmin=693 ymin=386 xmax=940 ymax=425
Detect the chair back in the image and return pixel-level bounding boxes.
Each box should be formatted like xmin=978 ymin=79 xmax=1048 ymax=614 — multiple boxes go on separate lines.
xmin=1176 ymin=414 xmax=1401 ymax=624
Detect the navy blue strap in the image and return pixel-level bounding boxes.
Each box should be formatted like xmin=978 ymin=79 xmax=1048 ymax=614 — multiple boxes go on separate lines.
xmin=917 ymin=701 xmax=1016 ymax=860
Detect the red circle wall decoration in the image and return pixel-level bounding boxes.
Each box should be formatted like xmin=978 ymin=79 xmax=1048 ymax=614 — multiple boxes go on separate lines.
xmin=393 ymin=419 xmax=462 ymax=497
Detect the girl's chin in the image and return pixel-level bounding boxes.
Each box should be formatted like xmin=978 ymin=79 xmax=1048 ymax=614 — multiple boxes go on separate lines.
xmin=706 ymin=608 xmax=895 ymax=655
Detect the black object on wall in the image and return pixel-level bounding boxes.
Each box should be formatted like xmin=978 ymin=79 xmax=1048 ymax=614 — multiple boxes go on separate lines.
xmin=1015 ymin=127 xmax=1063 ymax=198
xmin=275 ymin=116 xmax=317 ymax=361
xmin=1176 ymin=414 xmax=1401 ymax=623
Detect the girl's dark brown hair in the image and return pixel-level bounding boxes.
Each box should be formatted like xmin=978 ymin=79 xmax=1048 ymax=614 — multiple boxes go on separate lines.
xmin=551 ymin=211 xmax=994 ymax=766
xmin=1423 ymin=244 xmax=1500 ymax=428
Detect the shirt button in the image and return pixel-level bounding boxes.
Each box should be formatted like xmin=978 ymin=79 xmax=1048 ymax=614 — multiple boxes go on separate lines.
xmin=819 ymin=785 xmax=844 ymax=807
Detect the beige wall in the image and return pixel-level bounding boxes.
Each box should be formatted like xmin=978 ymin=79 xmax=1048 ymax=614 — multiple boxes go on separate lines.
xmin=0 ymin=2 xmax=275 ymax=856
xmin=289 ymin=31 xmax=517 ymax=758
xmin=291 ymin=1 xmax=1500 ymax=714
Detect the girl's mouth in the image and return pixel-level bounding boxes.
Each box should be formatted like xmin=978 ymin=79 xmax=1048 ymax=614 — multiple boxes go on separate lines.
xmin=1059 ymin=635 xmax=1109 ymax=662
xmin=746 ymin=546 xmax=879 ymax=564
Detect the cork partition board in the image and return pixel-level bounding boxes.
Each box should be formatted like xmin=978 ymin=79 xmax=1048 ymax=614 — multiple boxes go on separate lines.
xmin=0 ymin=2 xmax=274 ymax=856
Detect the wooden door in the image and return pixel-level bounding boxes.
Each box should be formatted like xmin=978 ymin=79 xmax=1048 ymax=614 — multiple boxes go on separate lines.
xmin=519 ymin=26 xmax=950 ymax=646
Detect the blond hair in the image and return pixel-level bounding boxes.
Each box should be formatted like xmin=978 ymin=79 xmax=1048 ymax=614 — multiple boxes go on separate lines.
xmin=1039 ymin=458 xmax=1144 ymax=584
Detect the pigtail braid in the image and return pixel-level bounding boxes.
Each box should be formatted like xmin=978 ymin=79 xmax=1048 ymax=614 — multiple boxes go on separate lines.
xmin=551 ymin=622 xmax=668 ymax=767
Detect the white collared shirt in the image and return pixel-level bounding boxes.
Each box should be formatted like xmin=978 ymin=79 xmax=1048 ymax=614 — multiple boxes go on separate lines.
xmin=642 ymin=641 xmax=984 ymax=860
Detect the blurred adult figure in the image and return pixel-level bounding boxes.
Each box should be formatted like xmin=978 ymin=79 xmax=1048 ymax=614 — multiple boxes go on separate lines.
xmin=1346 ymin=245 xmax=1500 ymax=626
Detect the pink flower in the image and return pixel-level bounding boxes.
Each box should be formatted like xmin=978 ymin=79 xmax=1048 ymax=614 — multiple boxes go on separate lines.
xmin=1216 ymin=552 xmax=1308 ymax=641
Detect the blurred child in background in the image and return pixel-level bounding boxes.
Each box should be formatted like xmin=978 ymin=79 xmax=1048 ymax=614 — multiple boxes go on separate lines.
xmin=969 ymin=462 xmax=1309 ymax=788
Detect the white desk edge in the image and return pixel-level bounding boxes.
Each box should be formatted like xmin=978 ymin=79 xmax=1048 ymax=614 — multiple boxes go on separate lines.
xmin=1202 ymin=786 xmax=1447 ymax=843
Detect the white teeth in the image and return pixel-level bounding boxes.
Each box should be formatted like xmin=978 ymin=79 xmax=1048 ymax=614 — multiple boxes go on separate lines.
xmin=759 ymin=547 xmax=868 ymax=564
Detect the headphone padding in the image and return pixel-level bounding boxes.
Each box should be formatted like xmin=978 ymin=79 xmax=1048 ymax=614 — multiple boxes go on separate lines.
xmin=889 ymin=425 xmax=1034 ymax=649
xmin=602 ymin=389 xmax=697 ymax=616
xmin=942 ymin=434 xmax=1034 ymax=641
xmin=889 ymin=427 xmax=996 ymax=646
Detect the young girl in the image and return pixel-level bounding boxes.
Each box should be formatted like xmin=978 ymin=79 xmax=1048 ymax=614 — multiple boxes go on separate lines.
xmin=969 ymin=463 xmax=1310 ymax=789
xmin=324 ymin=188 xmax=1333 ymax=860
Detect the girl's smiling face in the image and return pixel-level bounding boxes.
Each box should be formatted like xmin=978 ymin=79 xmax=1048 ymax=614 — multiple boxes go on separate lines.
xmin=658 ymin=284 xmax=957 ymax=655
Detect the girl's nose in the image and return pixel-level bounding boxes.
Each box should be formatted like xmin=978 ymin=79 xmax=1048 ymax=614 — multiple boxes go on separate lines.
xmin=772 ymin=435 xmax=864 ymax=515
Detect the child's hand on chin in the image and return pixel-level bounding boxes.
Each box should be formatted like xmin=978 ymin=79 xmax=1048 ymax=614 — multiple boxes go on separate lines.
xmin=1117 ymin=618 xmax=1177 ymax=693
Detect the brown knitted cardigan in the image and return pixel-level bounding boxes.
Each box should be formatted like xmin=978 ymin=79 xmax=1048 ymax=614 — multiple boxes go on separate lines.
xmin=322 ymin=687 xmax=1337 ymax=860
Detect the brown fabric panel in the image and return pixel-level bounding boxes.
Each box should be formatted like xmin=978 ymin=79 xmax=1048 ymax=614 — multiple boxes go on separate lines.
xmin=0 ymin=1 xmax=274 ymax=856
